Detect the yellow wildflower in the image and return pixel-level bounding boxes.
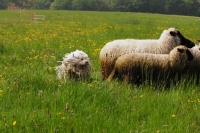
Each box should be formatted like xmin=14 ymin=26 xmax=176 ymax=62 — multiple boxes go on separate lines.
xmin=49 ymin=67 xmax=52 ymax=71
xmin=13 ymin=121 xmax=17 ymax=126
xmin=57 ymin=112 xmax=62 ymax=115
xmin=61 ymin=117 xmax=66 ymax=120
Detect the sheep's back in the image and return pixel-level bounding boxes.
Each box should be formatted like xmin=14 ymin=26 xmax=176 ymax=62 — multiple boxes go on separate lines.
xmin=115 ymin=53 xmax=170 ymax=74
xmin=100 ymin=39 xmax=171 ymax=57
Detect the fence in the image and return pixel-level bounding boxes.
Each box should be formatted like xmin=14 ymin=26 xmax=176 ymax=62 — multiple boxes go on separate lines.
xmin=8 ymin=6 xmax=46 ymax=22
xmin=31 ymin=13 xmax=46 ymax=22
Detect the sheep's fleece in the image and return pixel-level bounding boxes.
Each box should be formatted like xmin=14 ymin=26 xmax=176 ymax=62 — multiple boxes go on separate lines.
xmin=183 ymin=44 xmax=200 ymax=84
xmin=100 ymin=28 xmax=195 ymax=79
xmin=187 ymin=45 xmax=200 ymax=69
xmin=107 ymin=45 xmax=193 ymax=85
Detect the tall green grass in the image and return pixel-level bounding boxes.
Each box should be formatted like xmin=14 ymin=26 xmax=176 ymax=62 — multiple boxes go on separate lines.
xmin=0 ymin=10 xmax=200 ymax=132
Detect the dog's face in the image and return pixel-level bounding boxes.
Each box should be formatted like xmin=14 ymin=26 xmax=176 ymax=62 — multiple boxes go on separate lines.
xmin=65 ymin=50 xmax=91 ymax=68
xmin=63 ymin=50 xmax=92 ymax=79
xmin=55 ymin=50 xmax=92 ymax=80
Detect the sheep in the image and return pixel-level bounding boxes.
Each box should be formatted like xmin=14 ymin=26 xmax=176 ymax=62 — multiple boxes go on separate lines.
xmin=107 ymin=45 xmax=193 ymax=87
xmin=100 ymin=28 xmax=195 ymax=80
xmin=55 ymin=50 xmax=92 ymax=81
xmin=184 ymin=43 xmax=200 ymax=84
xmin=197 ymin=39 xmax=200 ymax=44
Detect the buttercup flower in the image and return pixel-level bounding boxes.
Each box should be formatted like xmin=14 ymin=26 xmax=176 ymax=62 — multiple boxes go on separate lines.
xmin=13 ymin=121 xmax=17 ymax=126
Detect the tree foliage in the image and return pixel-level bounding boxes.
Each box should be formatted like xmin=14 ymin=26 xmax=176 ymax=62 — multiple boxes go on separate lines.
xmin=34 ymin=0 xmax=53 ymax=9
xmin=2 ymin=0 xmax=200 ymax=16
xmin=0 ymin=0 xmax=9 ymax=9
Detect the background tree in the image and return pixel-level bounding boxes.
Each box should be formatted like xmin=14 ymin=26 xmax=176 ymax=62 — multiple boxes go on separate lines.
xmin=8 ymin=0 xmax=35 ymax=9
xmin=148 ymin=0 xmax=166 ymax=13
xmin=34 ymin=0 xmax=53 ymax=9
xmin=50 ymin=0 xmax=71 ymax=10
xmin=0 ymin=0 xmax=9 ymax=9
xmin=3 ymin=0 xmax=200 ymax=16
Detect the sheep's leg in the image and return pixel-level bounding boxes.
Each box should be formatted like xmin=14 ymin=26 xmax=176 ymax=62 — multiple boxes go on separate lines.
xmin=101 ymin=69 xmax=106 ymax=80
xmin=196 ymin=74 xmax=199 ymax=85
xmin=165 ymin=79 xmax=171 ymax=89
xmin=107 ymin=68 xmax=117 ymax=81
xmin=122 ymin=75 xmax=130 ymax=84
xmin=134 ymin=75 xmax=142 ymax=86
xmin=171 ymin=73 xmax=180 ymax=87
xmin=101 ymin=61 xmax=113 ymax=80
xmin=176 ymin=73 xmax=181 ymax=86
xmin=165 ymin=73 xmax=174 ymax=89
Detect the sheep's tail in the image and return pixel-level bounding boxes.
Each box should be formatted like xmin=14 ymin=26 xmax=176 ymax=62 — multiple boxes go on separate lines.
xmin=107 ymin=67 xmax=117 ymax=81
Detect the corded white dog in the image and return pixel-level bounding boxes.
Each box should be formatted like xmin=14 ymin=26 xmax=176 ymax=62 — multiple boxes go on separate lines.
xmin=55 ymin=50 xmax=92 ymax=81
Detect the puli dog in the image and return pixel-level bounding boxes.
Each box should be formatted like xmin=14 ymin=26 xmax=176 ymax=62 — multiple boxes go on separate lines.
xmin=55 ymin=50 xmax=92 ymax=81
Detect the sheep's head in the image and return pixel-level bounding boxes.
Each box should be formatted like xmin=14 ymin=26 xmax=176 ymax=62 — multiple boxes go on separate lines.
xmin=170 ymin=46 xmax=193 ymax=71
xmin=190 ymin=45 xmax=200 ymax=60
xmin=168 ymin=28 xmax=195 ymax=48
xmin=175 ymin=46 xmax=193 ymax=61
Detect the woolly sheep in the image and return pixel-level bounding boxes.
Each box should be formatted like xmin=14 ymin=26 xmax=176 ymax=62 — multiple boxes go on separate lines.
xmin=197 ymin=39 xmax=200 ymax=44
xmin=184 ymin=44 xmax=200 ymax=84
xmin=55 ymin=50 xmax=92 ymax=81
xmin=107 ymin=46 xmax=193 ymax=87
xmin=100 ymin=28 xmax=195 ymax=79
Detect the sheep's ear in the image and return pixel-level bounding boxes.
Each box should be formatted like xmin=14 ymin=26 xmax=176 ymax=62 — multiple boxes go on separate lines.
xmin=170 ymin=31 xmax=177 ymax=36
xmin=177 ymin=48 xmax=184 ymax=53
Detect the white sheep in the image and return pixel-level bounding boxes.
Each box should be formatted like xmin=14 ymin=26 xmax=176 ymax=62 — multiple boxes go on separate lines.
xmin=55 ymin=50 xmax=92 ymax=81
xmin=107 ymin=45 xmax=193 ymax=87
xmin=197 ymin=39 xmax=200 ymax=44
xmin=100 ymin=28 xmax=195 ymax=79
xmin=184 ymin=44 xmax=200 ymax=84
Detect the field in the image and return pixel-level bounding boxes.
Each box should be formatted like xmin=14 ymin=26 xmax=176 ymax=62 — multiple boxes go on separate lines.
xmin=0 ymin=10 xmax=200 ymax=132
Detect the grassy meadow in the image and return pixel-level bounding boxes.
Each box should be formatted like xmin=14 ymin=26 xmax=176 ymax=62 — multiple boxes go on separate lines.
xmin=0 ymin=10 xmax=200 ymax=132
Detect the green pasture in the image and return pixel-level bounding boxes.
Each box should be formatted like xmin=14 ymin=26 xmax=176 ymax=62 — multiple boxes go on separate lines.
xmin=0 ymin=10 xmax=200 ymax=132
